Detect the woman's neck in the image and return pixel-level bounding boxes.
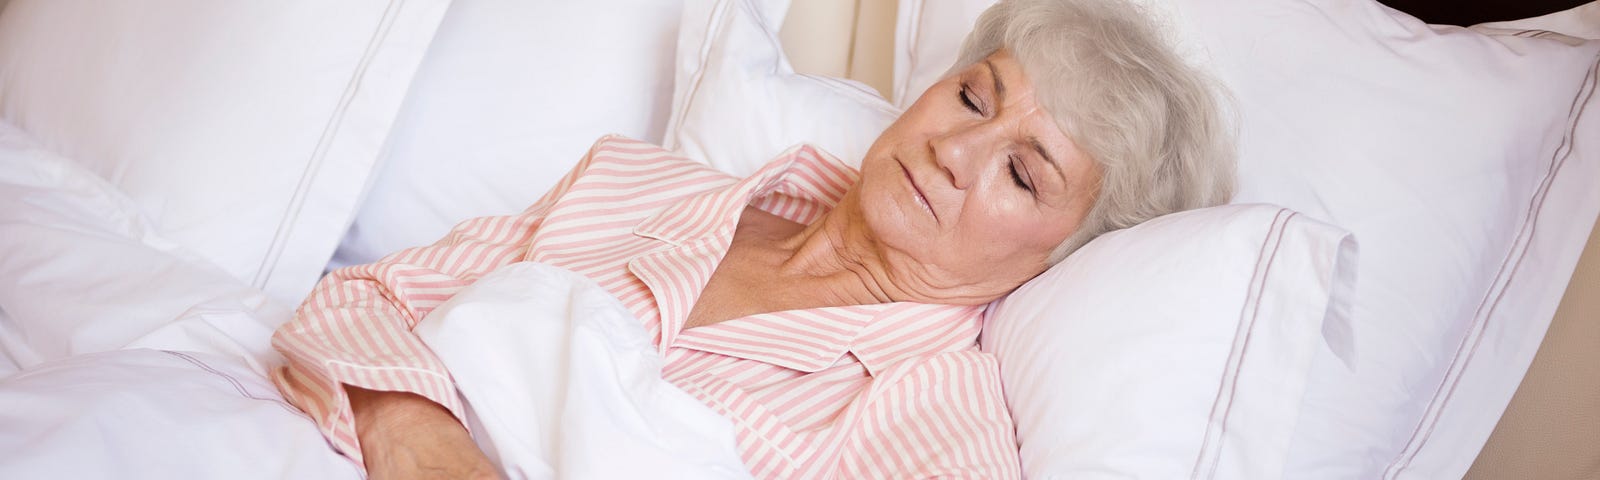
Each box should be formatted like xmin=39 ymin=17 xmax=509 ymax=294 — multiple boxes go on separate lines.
xmin=683 ymin=205 xmax=894 ymax=330
xmin=761 ymin=203 xmax=900 ymax=308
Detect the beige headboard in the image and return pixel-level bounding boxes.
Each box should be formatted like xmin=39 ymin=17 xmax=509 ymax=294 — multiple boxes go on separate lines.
xmin=781 ymin=1 xmax=1600 ymax=475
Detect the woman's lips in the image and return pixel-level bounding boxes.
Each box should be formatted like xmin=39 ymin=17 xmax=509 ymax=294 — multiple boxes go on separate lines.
xmin=899 ymin=159 xmax=937 ymax=222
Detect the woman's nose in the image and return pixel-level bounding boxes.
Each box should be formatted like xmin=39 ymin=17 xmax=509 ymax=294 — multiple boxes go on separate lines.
xmin=929 ymin=126 xmax=996 ymax=191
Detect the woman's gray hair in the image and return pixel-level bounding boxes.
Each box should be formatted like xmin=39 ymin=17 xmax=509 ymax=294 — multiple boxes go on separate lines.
xmin=951 ymin=0 xmax=1236 ymax=262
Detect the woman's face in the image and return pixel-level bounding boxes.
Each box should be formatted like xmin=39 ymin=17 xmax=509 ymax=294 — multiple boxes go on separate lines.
xmin=851 ymin=48 xmax=1101 ymax=305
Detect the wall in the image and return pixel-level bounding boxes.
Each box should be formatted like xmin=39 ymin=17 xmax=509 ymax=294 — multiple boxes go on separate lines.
xmin=780 ymin=0 xmax=897 ymax=99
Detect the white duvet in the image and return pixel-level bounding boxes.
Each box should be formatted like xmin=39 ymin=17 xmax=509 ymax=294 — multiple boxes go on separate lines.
xmin=0 ymin=120 xmax=286 ymax=376
xmin=417 ymin=261 xmax=752 ymax=479
xmin=0 ymin=262 xmax=753 ymax=479
xmin=0 ymin=121 xmax=751 ymax=479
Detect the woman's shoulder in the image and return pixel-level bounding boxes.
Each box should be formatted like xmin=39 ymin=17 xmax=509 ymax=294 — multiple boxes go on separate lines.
xmin=579 ymin=135 xmax=731 ymax=178
xmin=530 ymin=135 xmax=741 ymax=216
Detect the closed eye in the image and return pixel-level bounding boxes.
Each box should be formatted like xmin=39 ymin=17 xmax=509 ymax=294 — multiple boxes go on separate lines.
xmin=959 ymin=84 xmax=980 ymax=114
xmin=1009 ymin=156 xmax=1034 ymax=194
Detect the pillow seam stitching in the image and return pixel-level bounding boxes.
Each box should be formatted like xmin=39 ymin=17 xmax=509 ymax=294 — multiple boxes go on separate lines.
xmin=1385 ymin=51 xmax=1600 ymax=477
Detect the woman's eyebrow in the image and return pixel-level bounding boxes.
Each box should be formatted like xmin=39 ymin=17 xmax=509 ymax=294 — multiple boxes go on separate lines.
xmin=984 ymin=59 xmax=1006 ymax=103
xmin=1029 ymin=136 xmax=1066 ymax=183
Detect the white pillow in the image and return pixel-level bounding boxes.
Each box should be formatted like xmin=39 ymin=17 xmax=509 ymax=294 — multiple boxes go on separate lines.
xmin=1474 ymin=1 xmax=1600 ymax=40
xmin=896 ymin=1 xmax=1600 ymax=477
xmin=0 ymin=0 xmax=449 ymax=305
xmin=332 ymin=0 xmax=685 ymax=269
xmin=0 ymin=120 xmax=288 ymax=374
xmin=663 ymin=0 xmax=901 ymax=174
xmin=984 ymin=204 xmax=1357 ymax=479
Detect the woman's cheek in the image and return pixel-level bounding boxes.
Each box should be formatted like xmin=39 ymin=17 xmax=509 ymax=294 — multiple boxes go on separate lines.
xmin=976 ymin=205 xmax=1055 ymax=255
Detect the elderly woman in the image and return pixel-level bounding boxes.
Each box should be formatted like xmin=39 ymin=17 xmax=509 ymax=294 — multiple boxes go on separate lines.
xmin=271 ymin=0 xmax=1233 ymax=478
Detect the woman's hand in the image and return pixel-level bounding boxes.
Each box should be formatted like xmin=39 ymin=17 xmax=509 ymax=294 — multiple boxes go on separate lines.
xmin=347 ymin=386 xmax=501 ymax=480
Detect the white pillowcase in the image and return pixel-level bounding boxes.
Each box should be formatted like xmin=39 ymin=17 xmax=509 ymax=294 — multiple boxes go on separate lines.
xmin=332 ymin=0 xmax=685 ymax=268
xmin=984 ymin=204 xmax=1357 ymax=479
xmin=664 ymin=0 xmax=901 ymax=174
xmin=1475 ymin=1 xmax=1600 ymax=40
xmin=0 ymin=120 xmax=288 ymax=374
xmin=0 ymin=0 xmax=449 ymax=306
xmin=896 ymin=1 xmax=1600 ymax=477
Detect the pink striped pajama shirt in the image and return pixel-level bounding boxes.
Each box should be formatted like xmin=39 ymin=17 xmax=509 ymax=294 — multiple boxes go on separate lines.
xmin=271 ymin=136 xmax=1022 ymax=478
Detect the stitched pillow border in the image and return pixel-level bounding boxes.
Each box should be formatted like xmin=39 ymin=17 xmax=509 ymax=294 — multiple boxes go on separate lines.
xmin=251 ymin=0 xmax=452 ymax=304
xmin=1385 ymin=52 xmax=1600 ymax=478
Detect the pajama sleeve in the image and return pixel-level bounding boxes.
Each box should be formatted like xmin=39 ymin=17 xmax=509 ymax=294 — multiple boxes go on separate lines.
xmin=269 ymin=136 xmax=612 ymax=466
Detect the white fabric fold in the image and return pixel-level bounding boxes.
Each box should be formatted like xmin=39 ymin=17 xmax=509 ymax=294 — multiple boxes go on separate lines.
xmin=415 ymin=261 xmax=752 ymax=480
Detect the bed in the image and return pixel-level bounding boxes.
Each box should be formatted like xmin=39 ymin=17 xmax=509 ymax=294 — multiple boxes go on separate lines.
xmin=0 ymin=0 xmax=1595 ymax=478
